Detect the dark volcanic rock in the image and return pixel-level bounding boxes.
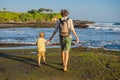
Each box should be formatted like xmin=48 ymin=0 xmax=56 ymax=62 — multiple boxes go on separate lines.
xmin=74 ymin=24 xmax=88 ymax=28
xmin=73 ymin=20 xmax=95 ymax=28
xmin=0 ymin=22 xmax=55 ymax=28
xmin=0 ymin=20 xmax=95 ymax=28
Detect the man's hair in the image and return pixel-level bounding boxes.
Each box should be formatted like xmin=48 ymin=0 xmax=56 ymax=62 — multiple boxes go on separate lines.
xmin=39 ymin=32 xmax=45 ymax=38
xmin=60 ymin=9 xmax=69 ymax=17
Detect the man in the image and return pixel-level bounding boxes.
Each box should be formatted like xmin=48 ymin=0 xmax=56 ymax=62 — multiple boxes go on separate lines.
xmin=48 ymin=9 xmax=79 ymax=71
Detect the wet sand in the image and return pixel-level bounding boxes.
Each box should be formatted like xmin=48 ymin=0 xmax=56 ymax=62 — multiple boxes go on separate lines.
xmin=0 ymin=43 xmax=66 ymax=48
xmin=0 ymin=42 xmax=76 ymax=47
xmin=0 ymin=47 xmax=119 ymax=80
xmin=0 ymin=43 xmax=35 ymax=47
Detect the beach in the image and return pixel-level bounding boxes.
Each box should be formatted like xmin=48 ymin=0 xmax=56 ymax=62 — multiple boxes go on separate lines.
xmin=0 ymin=47 xmax=120 ymax=80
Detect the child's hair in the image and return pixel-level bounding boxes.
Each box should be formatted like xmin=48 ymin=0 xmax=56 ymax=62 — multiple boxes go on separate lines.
xmin=39 ymin=32 xmax=45 ymax=38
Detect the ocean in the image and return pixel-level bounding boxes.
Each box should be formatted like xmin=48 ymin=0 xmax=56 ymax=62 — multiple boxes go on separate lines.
xmin=0 ymin=22 xmax=120 ymax=51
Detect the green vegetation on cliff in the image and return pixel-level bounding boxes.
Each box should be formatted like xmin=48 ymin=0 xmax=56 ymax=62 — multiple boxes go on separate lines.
xmin=0 ymin=8 xmax=61 ymax=23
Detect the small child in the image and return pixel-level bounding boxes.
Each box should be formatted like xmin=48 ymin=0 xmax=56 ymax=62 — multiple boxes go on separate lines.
xmin=36 ymin=32 xmax=46 ymax=67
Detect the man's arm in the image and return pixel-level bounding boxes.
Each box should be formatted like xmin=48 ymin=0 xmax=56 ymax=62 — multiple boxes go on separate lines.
xmin=48 ymin=31 xmax=57 ymax=42
xmin=70 ymin=19 xmax=79 ymax=44
xmin=48 ymin=21 xmax=59 ymax=42
xmin=71 ymin=30 xmax=79 ymax=44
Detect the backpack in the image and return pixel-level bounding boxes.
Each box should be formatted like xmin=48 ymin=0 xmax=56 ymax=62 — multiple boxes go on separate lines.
xmin=59 ymin=18 xmax=70 ymax=37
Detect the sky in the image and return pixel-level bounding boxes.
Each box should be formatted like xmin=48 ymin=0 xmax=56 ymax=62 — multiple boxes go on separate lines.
xmin=0 ymin=0 xmax=120 ymax=22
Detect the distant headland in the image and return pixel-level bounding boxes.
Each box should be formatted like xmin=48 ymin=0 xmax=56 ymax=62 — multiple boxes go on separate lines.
xmin=0 ymin=8 xmax=95 ymax=28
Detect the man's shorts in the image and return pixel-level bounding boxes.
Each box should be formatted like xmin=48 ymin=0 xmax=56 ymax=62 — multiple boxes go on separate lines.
xmin=37 ymin=51 xmax=45 ymax=57
xmin=60 ymin=36 xmax=72 ymax=52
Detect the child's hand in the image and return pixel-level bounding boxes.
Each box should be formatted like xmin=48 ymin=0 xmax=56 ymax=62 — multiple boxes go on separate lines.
xmin=46 ymin=40 xmax=50 ymax=44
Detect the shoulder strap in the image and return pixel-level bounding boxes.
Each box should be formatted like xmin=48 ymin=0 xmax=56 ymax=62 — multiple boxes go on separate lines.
xmin=66 ymin=18 xmax=69 ymax=21
xmin=59 ymin=18 xmax=69 ymax=22
xmin=59 ymin=18 xmax=62 ymax=22
xmin=66 ymin=18 xmax=71 ymax=35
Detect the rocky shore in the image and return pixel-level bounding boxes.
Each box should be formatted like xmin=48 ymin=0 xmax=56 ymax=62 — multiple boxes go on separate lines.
xmin=0 ymin=46 xmax=119 ymax=80
xmin=0 ymin=43 xmax=35 ymax=47
xmin=0 ymin=22 xmax=55 ymax=28
xmin=0 ymin=20 xmax=95 ymax=28
xmin=73 ymin=20 xmax=95 ymax=28
xmin=0 ymin=42 xmax=77 ymax=47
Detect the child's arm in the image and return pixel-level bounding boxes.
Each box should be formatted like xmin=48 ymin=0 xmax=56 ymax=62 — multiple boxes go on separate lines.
xmin=36 ymin=40 xmax=38 ymax=46
xmin=45 ymin=39 xmax=48 ymax=45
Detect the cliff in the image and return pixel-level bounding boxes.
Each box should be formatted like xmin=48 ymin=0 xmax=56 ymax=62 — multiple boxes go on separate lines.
xmin=0 ymin=20 xmax=95 ymax=28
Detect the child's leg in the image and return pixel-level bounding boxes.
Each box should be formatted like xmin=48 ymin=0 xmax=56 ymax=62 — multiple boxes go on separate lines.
xmin=41 ymin=52 xmax=46 ymax=63
xmin=37 ymin=51 xmax=41 ymax=66
xmin=43 ymin=56 xmax=46 ymax=63
xmin=38 ymin=56 xmax=41 ymax=66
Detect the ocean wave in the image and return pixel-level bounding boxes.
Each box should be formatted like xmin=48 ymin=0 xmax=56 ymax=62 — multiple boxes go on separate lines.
xmin=88 ymin=23 xmax=120 ymax=32
xmin=113 ymin=23 xmax=120 ymax=25
xmin=0 ymin=27 xmax=120 ymax=51
xmin=95 ymin=22 xmax=114 ymax=26
xmin=80 ymin=40 xmax=120 ymax=51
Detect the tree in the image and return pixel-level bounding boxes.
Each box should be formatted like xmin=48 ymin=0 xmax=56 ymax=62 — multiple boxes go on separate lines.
xmin=38 ymin=8 xmax=53 ymax=13
xmin=45 ymin=9 xmax=53 ymax=12
xmin=3 ymin=8 xmax=6 ymax=11
xmin=28 ymin=9 xmax=38 ymax=14
xmin=38 ymin=8 xmax=45 ymax=13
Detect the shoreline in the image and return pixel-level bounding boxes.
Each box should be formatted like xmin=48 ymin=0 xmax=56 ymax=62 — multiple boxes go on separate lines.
xmin=0 ymin=20 xmax=95 ymax=28
xmin=0 ymin=42 xmax=120 ymax=52
xmin=0 ymin=43 xmax=35 ymax=47
xmin=0 ymin=22 xmax=55 ymax=28
xmin=0 ymin=42 xmax=77 ymax=47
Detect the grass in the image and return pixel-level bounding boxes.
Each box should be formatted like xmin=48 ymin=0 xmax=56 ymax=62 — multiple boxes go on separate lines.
xmin=0 ymin=47 xmax=120 ymax=80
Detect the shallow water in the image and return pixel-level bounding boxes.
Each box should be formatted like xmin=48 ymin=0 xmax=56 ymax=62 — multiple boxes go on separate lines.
xmin=0 ymin=22 xmax=120 ymax=50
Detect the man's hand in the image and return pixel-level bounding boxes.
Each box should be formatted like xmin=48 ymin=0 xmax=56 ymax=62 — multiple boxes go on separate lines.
xmin=76 ymin=38 xmax=79 ymax=44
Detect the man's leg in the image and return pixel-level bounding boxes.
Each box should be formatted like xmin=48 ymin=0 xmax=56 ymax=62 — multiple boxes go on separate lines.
xmin=64 ymin=51 xmax=69 ymax=71
xmin=61 ymin=51 xmax=65 ymax=66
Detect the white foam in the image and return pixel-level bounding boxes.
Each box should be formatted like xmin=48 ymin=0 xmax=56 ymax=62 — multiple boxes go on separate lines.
xmin=88 ymin=22 xmax=120 ymax=32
